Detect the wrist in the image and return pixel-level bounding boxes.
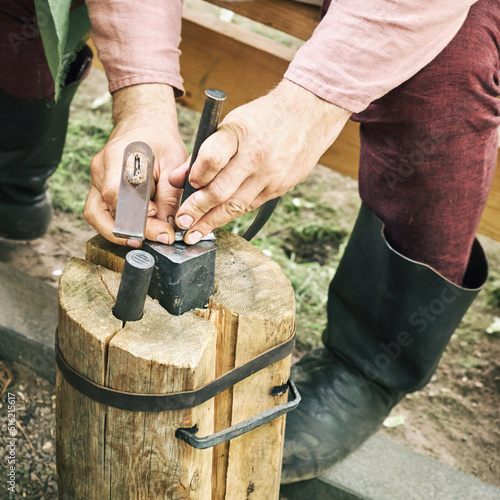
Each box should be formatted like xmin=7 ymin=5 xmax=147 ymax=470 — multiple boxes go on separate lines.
xmin=273 ymin=79 xmax=351 ymax=131
xmin=112 ymin=83 xmax=178 ymax=125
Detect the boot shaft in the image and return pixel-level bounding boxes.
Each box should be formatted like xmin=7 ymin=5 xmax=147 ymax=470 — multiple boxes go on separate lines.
xmin=323 ymin=204 xmax=487 ymax=395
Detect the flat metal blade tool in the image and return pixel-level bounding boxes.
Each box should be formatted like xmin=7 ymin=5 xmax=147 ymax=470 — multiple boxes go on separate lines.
xmin=113 ymin=141 xmax=155 ymax=241
xmin=111 ymin=141 xmax=156 ymax=322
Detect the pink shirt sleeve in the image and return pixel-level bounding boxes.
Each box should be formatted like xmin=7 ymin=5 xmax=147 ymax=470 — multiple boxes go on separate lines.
xmin=86 ymin=0 xmax=184 ymax=95
xmin=285 ymin=0 xmax=477 ymax=113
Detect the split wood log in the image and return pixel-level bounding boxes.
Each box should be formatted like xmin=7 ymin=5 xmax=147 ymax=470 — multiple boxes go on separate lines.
xmin=56 ymin=229 xmax=295 ymax=499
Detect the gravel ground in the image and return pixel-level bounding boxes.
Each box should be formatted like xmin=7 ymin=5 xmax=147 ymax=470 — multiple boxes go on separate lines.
xmin=1 ymin=361 xmax=57 ymax=499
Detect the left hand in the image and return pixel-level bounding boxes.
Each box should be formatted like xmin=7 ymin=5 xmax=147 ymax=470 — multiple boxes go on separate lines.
xmin=169 ymin=79 xmax=351 ymax=244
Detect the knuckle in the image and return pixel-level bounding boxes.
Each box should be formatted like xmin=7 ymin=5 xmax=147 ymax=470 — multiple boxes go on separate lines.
xmin=206 ymin=182 xmax=226 ymax=204
xmin=89 ymin=154 xmax=102 ymax=175
xmin=200 ymin=146 xmax=221 ymax=170
xmin=189 ymin=191 xmax=208 ymax=214
xmin=262 ymin=184 xmax=281 ymax=199
xmin=101 ymin=186 xmax=116 ymax=206
xmin=162 ymin=199 xmax=181 ymax=213
xmin=83 ymin=204 xmax=94 ymax=225
xmin=249 ymin=141 xmax=267 ymax=165
xmin=225 ymin=198 xmax=248 ymax=217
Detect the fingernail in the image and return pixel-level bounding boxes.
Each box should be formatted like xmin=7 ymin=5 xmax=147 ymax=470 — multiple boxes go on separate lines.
xmin=186 ymin=231 xmax=202 ymax=245
xmin=127 ymin=239 xmax=141 ymax=248
xmin=177 ymin=214 xmax=194 ymax=229
xmin=157 ymin=233 xmax=170 ymax=245
xmin=167 ymin=216 xmax=175 ymax=227
xmin=148 ymin=208 xmax=156 ymax=217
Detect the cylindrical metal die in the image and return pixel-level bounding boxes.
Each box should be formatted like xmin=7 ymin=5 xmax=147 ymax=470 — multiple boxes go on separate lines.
xmin=113 ymin=250 xmax=155 ymax=322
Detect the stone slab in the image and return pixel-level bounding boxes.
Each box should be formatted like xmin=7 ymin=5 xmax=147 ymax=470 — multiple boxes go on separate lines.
xmin=0 ymin=263 xmax=58 ymax=383
xmin=280 ymin=433 xmax=500 ymax=500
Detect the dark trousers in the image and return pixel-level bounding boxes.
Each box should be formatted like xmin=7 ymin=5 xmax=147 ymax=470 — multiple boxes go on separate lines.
xmin=0 ymin=0 xmax=54 ymax=99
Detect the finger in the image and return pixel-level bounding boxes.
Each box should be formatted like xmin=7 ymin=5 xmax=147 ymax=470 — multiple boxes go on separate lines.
xmin=188 ymin=126 xmax=238 ymax=189
xmin=144 ymin=216 xmax=176 ymax=245
xmin=175 ymin=159 xmax=251 ymax=230
xmin=154 ymin=168 xmax=182 ymax=223
xmin=168 ymin=158 xmax=190 ymax=189
xmin=183 ymin=182 xmax=263 ymax=245
xmin=148 ymin=200 xmax=157 ymax=218
xmin=89 ymin=145 xmax=123 ymax=214
xmin=84 ymin=185 xmax=140 ymax=247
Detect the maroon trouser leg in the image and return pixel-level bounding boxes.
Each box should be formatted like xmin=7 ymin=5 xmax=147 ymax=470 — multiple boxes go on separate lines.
xmin=353 ymin=0 xmax=500 ymax=285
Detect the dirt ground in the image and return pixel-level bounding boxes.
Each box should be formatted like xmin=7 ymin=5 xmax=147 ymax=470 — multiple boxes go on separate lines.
xmin=1 ymin=69 xmax=499 ymax=497
xmin=2 ymin=173 xmax=499 ymax=496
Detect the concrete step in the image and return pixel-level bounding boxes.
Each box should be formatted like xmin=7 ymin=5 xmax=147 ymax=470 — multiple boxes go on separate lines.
xmin=0 ymin=263 xmax=57 ymax=383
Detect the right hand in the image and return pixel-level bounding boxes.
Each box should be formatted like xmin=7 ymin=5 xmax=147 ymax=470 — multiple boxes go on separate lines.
xmin=84 ymin=84 xmax=188 ymax=247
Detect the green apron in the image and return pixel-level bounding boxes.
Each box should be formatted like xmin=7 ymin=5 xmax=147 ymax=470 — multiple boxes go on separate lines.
xmin=34 ymin=0 xmax=91 ymax=100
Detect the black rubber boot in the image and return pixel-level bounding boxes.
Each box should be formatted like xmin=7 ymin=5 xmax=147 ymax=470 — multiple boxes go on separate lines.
xmin=281 ymin=203 xmax=488 ymax=484
xmin=0 ymin=45 xmax=92 ymax=240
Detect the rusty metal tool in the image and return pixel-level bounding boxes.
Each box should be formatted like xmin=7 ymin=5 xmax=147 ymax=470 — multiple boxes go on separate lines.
xmin=113 ymin=141 xmax=155 ymax=241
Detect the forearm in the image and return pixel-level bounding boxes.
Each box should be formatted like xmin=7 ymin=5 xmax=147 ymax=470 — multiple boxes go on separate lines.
xmin=286 ymin=0 xmax=477 ymax=113
xmin=85 ymin=0 xmax=184 ymax=95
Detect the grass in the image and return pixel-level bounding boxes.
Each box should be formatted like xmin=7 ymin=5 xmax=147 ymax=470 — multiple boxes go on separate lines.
xmin=49 ymin=90 xmax=112 ymax=213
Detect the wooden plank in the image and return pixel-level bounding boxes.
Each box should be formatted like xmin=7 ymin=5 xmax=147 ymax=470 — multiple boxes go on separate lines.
xmin=179 ymin=7 xmax=295 ymax=111
xmin=205 ymin=0 xmax=320 ymax=41
xmin=478 ymin=161 xmax=500 ymax=242
xmin=87 ymin=38 xmax=103 ymax=71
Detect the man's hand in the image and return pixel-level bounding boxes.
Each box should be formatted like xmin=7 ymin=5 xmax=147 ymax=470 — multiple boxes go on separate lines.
xmin=169 ymin=79 xmax=351 ymax=244
xmin=84 ymin=84 xmax=188 ymax=247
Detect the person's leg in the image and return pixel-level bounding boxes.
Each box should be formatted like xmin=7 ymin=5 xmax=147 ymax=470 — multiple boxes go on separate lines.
xmin=282 ymin=0 xmax=499 ymax=483
xmin=357 ymin=0 xmax=500 ymax=286
xmin=0 ymin=1 xmax=92 ymax=240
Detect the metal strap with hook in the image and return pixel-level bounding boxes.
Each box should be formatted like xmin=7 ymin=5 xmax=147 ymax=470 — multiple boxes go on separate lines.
xmin=55 ymin=330 xmax=299 ymax=447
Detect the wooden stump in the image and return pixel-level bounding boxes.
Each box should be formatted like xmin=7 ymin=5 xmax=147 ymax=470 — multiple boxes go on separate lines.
xmin=56 ymin=229 xmax=295 ymax=499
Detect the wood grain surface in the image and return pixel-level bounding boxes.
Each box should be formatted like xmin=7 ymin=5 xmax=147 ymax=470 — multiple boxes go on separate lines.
xmin=57 ymin=230 xmax=295 ymax=498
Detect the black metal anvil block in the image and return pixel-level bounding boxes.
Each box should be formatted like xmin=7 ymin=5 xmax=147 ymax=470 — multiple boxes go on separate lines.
xmin=143 ymin=240 xmax=216 ymax=315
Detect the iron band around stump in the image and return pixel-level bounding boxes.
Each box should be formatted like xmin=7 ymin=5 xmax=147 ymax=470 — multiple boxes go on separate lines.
xmin=55 ymin=330 xmax=299 ymax=448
